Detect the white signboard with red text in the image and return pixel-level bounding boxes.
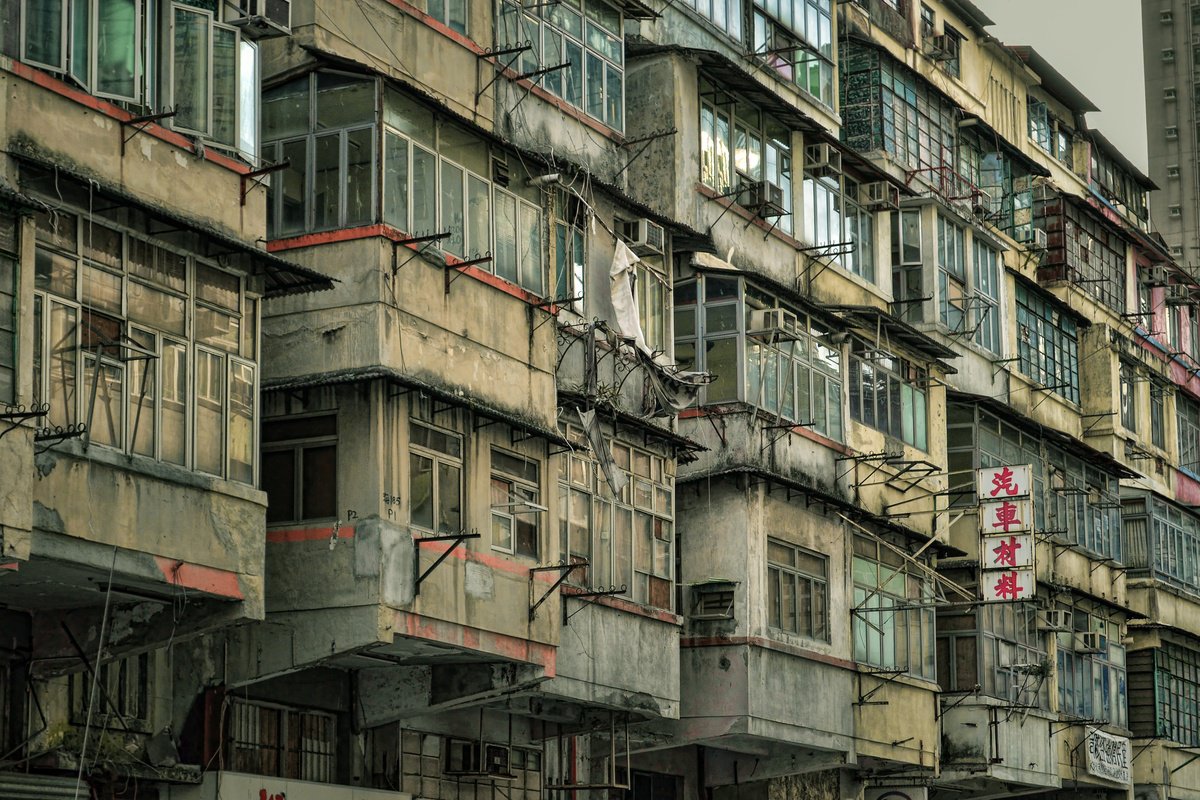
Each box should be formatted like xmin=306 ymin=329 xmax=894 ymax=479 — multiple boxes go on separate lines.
xmin=977 ymin=465 xmax=1036 ymax=602
xmin=171 ymin=772 xmax=410 ymax=800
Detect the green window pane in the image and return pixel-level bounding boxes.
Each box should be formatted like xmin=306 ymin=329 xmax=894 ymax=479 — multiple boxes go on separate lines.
xmin=211 ymin=26 xmax=237 ymax=146
xmin=172 ymin=7 xmax=210 ymax=133
xmin=97 ymin=0 xmax=139 ymax=99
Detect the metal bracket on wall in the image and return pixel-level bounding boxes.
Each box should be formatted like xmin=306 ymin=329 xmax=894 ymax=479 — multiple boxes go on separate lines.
xmin=614 ymin=127 xmax=676 ymax=180
xmin=392 ymin=232 xmax=452 ymax=275
xmin=413 ymin=531 xmax=480 ymax=595
xmin=532 ymin=296 xmax=583 ymax=332
xmin=0 ymin=403 xmax=48 ymax=441
xmin=562 ymin=585 xmax=626 ymax=625
xmin=444 ymin=253 xmax=494 ymax=293
xmin=528 ymin=561 xmax=588 ymax=621
xmin=853 ymin=667 xmax=906 ymax=706
xmin=239 ymin=160 xmax=291 ymax=206
xmin=119 ymin=109 xmax=176 ymax=156
xmin=34 ymin=424 xmax=86 ymax=455
xmin=475 ymin=42 xmax=534 ymax=104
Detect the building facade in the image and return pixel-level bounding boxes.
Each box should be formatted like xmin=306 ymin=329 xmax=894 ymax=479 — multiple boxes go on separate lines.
xmin=1 ymin=2 xmax=1199 ymax=800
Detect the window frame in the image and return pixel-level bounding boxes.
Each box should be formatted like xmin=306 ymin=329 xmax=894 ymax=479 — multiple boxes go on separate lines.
xmin=766 ymin=537 xmax=829 ymax=641
xmin=408 ymin=417 xmax=465 ymax=535
xmin=489 ymin=446 xmax=542 ymax=559
xmin=261 ymin=414 xmax=338 ymax=525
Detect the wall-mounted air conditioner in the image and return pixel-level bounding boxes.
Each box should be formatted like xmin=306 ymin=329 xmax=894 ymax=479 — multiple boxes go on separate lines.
xmin=620 ymin=218 xmax=666 ymax=256
xmin=230 ymin=0 xmax=291 ymax=38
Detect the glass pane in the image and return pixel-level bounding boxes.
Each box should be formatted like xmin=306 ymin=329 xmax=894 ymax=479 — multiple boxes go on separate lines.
xmin=127 ymin=329 xmax=155 ymax=457
xmin=313 ymin=133 xmax=340 ymax=230
xmin=238 ymin=40 xmax=258 ymax=158
xmin=467 ymin=175 xmax=490 ymax=258
xmin=262 ymin=449 xmax=296 ymax=523
xmin=212 ymin=25 xmax=237 ymax=146
xmin=384 ymin=131 xmax=409 ymax=230
xmin=196 ymin=305 xmax=240 ymax=352
xmin=410 ymin=453 xmax=434 ymax=529
xmin=345 ymin=127 xmax=373 ymax=225
xmin=228 ymin=360 xmax=255 ymax=484
xmin=316 ymin=72 xmax=374 ymax=129
xmin=25 ymin=0 xmax=65 ymax=68
xmin=82 ymin=265 xmax=121 ymax=314
xmin=586 ymin=51 xmax=603 ymax=118
xmin=705 ymin=337 xmax=738 ymax=402
xmin=48 ymin=302 xmax=78 ymax=428
xmin=438 ymin=461 xmax=461 ymax=532
xmin=519 ymin=203 xmax=542 ymax=294
xmin=127 ymin=280 xmax=185 ymax=336
xmin=172 ymin=7 xmax=210 ymax=133
xmin=302 ymin=445 xmax=337 ymax=518
xmin=263 ymin=76 xmax=309 ymax=140
xmin=70 ymin=0 xmax=88 ymax=85
xmin=161 ymin=341 xmax=187 ymax=465
xmin=84 ymin=356 xmax=122 ymax=448
xmin=412 ymin=146 xmax=438 ymax=236
xmin=280 ymin=139 xmax=308 ymax=235
xmin=440 ymin=161 xmax=465 ymax=257
xmin=495 ymin=191 xmax=518 ymax=282
xmin=195 ymin=350 xmax=225 ymax=475
xmin=36 ymin=249 xmax=77 ymax=297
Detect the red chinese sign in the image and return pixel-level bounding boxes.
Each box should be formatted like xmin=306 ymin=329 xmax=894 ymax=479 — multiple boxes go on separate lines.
xmin=977 ymin=466 xmax=1036 ymax=603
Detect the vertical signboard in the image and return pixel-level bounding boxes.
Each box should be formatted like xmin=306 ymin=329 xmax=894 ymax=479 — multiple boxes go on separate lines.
xmin=977 ymin=465 xmax=1036 ymax=602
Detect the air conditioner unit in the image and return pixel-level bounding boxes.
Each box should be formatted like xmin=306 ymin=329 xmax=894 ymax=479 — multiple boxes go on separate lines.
xmin=740 ymin=180 xmax=788 ymax=217
xmin=1033 ymin=182 xmax=1057 ymax=202
xmin=230 ymin=0 xmax=291 ymax=38
xmin=972 ymin=189 xmax=1001 ymax=217
xmin=1036 ymin=609 xmax=1072 ymax=631
xmin=620 ymin=218 xmax=666 ymax=256
xmin=1076 ymin=631 xmax=1106 ymax=654
xmin=804 ymin=143 xmax=843 ymax=178
xmin=1141 ymin=265 xmax=1170 ymax=287
xmin=444 ymin=741 xmax=514 ymax=779
xmin=1164 ymin=283 xmax=1194 ymax=305
xmin=1017 ymin=228 xmax=1047 ymax=250
xmin=859 ymin=181 xmax=900 ymax=211
xmin=747 ymin=308 xmax=801 ymax=342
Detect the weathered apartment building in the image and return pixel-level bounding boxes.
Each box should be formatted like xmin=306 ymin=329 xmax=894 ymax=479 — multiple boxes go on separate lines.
xmin=2 ymin=1 xmax=1200 ymax=800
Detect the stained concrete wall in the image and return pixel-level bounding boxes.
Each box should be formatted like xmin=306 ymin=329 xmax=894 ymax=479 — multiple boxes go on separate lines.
xmin=940 ymin=700 xmax=1058 ymax=789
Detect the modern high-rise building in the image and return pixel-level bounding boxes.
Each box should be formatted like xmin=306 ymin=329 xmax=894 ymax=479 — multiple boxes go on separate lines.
xmin=1144 ymin=0 xmax=1198 ymax=260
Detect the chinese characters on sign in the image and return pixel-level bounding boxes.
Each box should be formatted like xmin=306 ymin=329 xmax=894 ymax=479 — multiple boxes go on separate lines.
xmin=1084 ymin=727 xmax=1131 ymax=784
xmin=977 ymin=465 xmax=1036 ymax=602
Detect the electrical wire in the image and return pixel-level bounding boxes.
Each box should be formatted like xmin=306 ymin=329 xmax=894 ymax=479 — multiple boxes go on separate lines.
xmin=72 ymin=546 xmax=118 ymax=800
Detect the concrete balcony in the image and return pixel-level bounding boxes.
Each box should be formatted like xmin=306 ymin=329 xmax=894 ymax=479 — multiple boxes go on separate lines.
xmin=936 ymin=697 xmax=1059 ymax=795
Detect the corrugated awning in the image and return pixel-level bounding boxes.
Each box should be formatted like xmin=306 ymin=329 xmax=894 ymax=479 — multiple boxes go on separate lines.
xmin=13 ymin=155 xmax=335 ymax=299
xmin=263 ymin=366 xmax=569 ymax=447
xmin=828 ymin=305 xmax=961 ymax=364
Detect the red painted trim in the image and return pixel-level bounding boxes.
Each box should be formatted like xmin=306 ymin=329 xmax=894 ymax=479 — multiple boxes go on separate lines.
xmin=267 ymin=223 xmax=553 ymax=308
xmin=681 ymin=634 xmax=857 ymax=671
xmin=153 ymin=556 xmax=244 ymax=600
xmin=266 ymin=525 xmax=355 ymax=543
xmin=391 ymin=609 xmax=557 ymax=675
xmin=696 ymin=183 xmax=804 ymax=249
xmin=561 ymin=585 xmax=683 ymax=624
xmin=3 ymin=59 xmax=250 ymax=175
xmin=0 ymin=562 xmax=18 ymax=571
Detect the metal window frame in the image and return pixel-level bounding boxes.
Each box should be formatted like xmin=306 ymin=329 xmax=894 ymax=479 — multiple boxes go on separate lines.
xmin=766 ymin=537 xmax=829 ymax=641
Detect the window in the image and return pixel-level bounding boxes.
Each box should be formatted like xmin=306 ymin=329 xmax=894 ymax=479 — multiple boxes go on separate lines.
xmin=367 ymin=728 xmax=542 ymax=796
xmin=261 ymin=415 xmax=337 ymax=524
xmin=767 ymin=539 xmax=828 ymax=640
xmin=936 ymin=604 xmax=1048 ymax=707
xmin=1034 ymin=196 xmax=1126 ymax=312
xmin=557 ymin=434 xmax=675 ymax=608
xmin=1167 ymin=126 xmax=1179 ymax=139
xmin=750 ymin=0 xmax=834 ymax=106
xmin=69 ymin=652 xmax=149 ymax=731
xmin=1171 ymin=205 xmax=1183 ymax=218
xmin=1152 ymin=381 xmax=1168 ymax=449
xmin=682 ymin=0 xmax=741 ymax=39
xmin=675 ymin=276 xmax=844 ymax=437
xmin=490 ymin=448 xmax=541 ymax=558
xmin=937 ymin=214 xmax=966 ymax=333
xmin=891 ymin=209 xmax=923 ymax=322
xmin=228 ymin=699 xmax=335 ymax=783
xmin=1027 ymin=97 xmax=1052 ymax=151
xmin=852 ymin=536 xmax=936 ymax=680
xmin=377 ymin=88 xmax=544 ymax=294
xmin=1164 ymin=48 xmax=1176 ymax=61
xmin=1179 ymin=394 xmax=1200 ymax=473
xmin=554 ymin=192 xmax=586 ymax=314
xmin=428 ymin=0 xmax=467 ymax=33
xmin=0 ymin=212 xmax=16 ymax=404
xmin=1168 ymin=164 xmax=1181 ymax=178
xmin=498 ymin=0 xmax=625 ymax=131
xmin=947 ymin=403 xmax=1123 ymax=560
xmin=840 ymin=47 xmax=958 ymax=180
xmin=409 ymin=418 xmax=463 ymax=534
xmin=1166 ymin=87 xmax=1178 ymax=100
xmin=1056 ymin=606 xmax=1126 ymax=726
xmin=1148 ymin=645 xmax=1200 ymax=745
xmin=848 ymin=340 xmax=927 ymax=450
xmin=1123 ymin=494 xmax=1200 ymax=591
xmin=634 ymin=250 xmax=670 ymax=356
xmin=937 ymin=26 xmax=962 ymax=79
xmin=620 ymin=770 xmax=681 ymax=799
xmin=804 ymin=172 xmax=875 ymax=282
xmin=1015 ymin=283 xmax=1080 ymax=404
xmin=1162 ymin=9 xmax=1174 ymax=22
xmin=30 ymin=208 xmax=258 ymax=482
xmin=700 ymin=77 xmax=794 ymax=235
xmin=1120 ymin=362 xmax=1138 ymax=433
xmin=973 ymin=239 xmax=1001 ymax=354
xmin=18 ymin=0 xmax=258 ymax=157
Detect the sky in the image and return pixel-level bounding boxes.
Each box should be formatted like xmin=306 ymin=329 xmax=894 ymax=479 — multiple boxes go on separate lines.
xmin=973 ymin=0 xmax=1148 ymax=172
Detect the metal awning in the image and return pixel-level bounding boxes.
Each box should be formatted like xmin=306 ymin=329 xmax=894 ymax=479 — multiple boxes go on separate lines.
xmin=827 ymin=305 xmax=961 ymax=363
xmin=263 ymin=366 xmax=569 ymax=447
xmin=13 ymin=155 xmax=335 ymax=299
